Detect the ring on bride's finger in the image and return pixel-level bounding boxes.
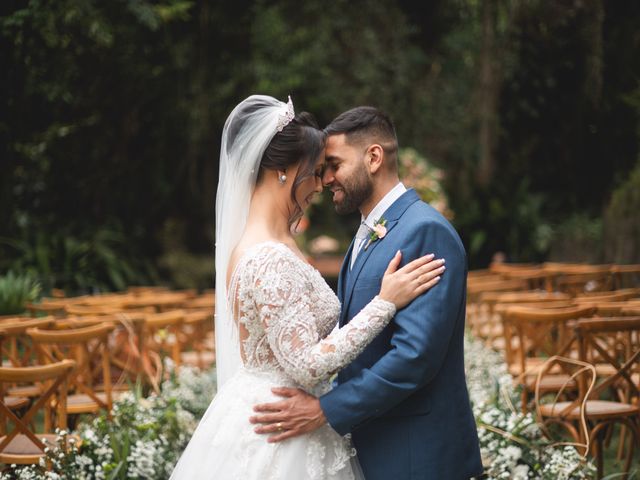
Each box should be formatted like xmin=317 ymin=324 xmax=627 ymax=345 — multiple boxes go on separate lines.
xmin=276 ymin=422 xmax=283 ymax=431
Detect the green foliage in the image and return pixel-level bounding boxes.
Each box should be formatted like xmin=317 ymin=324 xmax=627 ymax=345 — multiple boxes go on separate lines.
xmin=0 ymin=271 xmax=41 ymax=315
xmin=548 ymin=214 xmax=604 ymax=263
xmin=398 ymin=148 xmax=453 ymax=218
xmin=0 ymin=225 xmax=159 ymax=294
xmin=604 ymin=160 xmax=640 ymax=263
xmin=1 ymin=0 xmax=639 ymax=280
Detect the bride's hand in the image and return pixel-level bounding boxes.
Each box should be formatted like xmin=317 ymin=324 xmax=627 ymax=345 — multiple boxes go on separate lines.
xmin=379 ymin=251 xmax=445 ymax=309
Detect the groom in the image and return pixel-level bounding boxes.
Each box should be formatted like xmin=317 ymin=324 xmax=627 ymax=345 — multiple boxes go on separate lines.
xmin=251 ymin=106 xmax=483 ymax=479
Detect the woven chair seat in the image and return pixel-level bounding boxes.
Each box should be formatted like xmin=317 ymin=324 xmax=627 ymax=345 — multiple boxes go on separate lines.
xmin=509 ymin=357 xmax=563 ymax=377
xmin=523 ymin=374 xmax=577 ymax=391
xmin=3 ymin=396 xmax=29 ymax=410
xmin=65 ymin=392 xmax=110 ymax=414
xmin=539 ymin=400 xmax=640 ymax=420
xmin=95 ymin=382 xmax=130 ymax=393
xmin=0 ymin=433 xmax=56 ymax=460
xmin=7 ymin=385 xmax=42 ymax=398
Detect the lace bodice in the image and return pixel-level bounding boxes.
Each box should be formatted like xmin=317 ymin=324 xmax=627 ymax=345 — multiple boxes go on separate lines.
xmin=229 ymin=242 xmax=396 ymax=391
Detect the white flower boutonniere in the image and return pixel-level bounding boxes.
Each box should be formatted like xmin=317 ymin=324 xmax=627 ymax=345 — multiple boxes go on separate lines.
xmin=363 ymin=217 xmax=387 ymax=251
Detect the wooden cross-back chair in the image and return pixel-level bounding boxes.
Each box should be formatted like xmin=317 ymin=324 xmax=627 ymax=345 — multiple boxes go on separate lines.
xmin=534 ymin=355 xmax=597 ymax=456
xmin=466 ymin=279 xmax=529 ymax=338
xmin=0 ymin=318 xmax=56 ymax=401
xmin=574 ymin=289 xmax=640 ymax=305
xmin=144 ymin=310 xmax=185 ymax=370
xmin=0 ymin=330 xmax=29 ymax=418
xmin=611 ymin=264 xmax=640 ymax=289
xmin=493 ymin=298 xmax=575 ymax=356
xmin=504 ymin=305 xmax=596 ymax=411
xmin=27 ymin=323 xmax=116 ymax=417
xmin=488 ymin=262 xmax=548 ymax=290
xmin=0 ymin=317 xmax=56 ymax=368
xmin=57 ymin=312 xmax=154 ymax=392
xmin=25 ymin=298 xmax=76 ymax=317
xmin=179 ymin=310 xmax=215 ymax=370
xmin=122 ymin=292 xmax=191 ymax=313
xmin=479 ymin=291 xmax=572 ymax=350
xmin=0 ymin=359 xmax=76 ymax=465
xmin=537 ymin=317 xmax=640 ymax=479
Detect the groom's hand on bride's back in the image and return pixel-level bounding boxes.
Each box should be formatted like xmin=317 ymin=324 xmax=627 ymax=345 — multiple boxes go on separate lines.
xmin=250 ymin=387 xmax=326 ymax=443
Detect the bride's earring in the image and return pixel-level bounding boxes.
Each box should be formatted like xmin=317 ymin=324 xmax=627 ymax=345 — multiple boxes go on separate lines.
xmin=278 ymin=172 xmax=287 ymax=185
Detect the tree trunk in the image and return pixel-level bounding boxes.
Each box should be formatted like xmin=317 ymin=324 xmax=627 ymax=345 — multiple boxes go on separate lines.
xmin=477 ymin=0 xmax=500 ymax=187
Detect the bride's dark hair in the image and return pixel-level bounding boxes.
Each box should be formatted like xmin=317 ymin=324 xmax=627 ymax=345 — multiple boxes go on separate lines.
xmin=258 ymin=111 xmax=325 ymax=227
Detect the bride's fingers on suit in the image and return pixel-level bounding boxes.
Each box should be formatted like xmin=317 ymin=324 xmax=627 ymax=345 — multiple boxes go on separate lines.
xmin=399 ymin=253 xmax=435 ymax=273
xmin=384 ymin=250 xmax=402 ymax=275
xmin=416 ymin=275 xmax=442 ymax=294
xmin=412 ymin=259 xmax=446 ymax=282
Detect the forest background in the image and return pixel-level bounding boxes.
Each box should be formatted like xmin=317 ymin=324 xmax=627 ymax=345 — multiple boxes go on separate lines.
xmin=1 ymin=0 xmax=639 ymax=293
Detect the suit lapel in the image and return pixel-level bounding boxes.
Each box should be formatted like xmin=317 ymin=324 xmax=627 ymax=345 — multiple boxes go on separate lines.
xmin=337 ymin=237 xmax=355 ymax=327
xmin=341 ymin=219 xmax=399 ymax=323
xmin=340 ymin=189 xmax=421 ymax=325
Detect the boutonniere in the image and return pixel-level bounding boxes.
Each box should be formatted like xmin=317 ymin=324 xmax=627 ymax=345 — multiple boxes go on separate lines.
xmin=363 ymin=217 xmax=387 ymax=250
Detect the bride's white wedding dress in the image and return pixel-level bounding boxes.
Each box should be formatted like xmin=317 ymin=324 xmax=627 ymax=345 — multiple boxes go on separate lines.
xmin=170 ymin=241 xmax=396 ymax=479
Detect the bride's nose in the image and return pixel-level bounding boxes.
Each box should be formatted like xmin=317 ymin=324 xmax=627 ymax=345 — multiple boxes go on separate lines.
xmin=314 ymin=175 xmax=323 ymax=192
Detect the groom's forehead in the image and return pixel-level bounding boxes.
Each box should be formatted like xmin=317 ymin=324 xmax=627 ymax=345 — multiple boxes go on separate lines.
xmin=326 ymin=134 xmax=360 ymax=158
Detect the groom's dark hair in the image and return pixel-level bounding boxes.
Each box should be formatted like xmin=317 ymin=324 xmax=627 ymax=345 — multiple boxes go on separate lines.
xmin=324 ymin=106 xmax=398 ymax=169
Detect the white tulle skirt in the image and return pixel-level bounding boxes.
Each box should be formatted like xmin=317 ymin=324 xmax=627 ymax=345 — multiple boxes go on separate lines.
xmin=169 ymin=367 xmax=363 ymax=480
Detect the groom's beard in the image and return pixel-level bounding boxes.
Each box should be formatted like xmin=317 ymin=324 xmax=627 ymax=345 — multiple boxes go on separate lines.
xmin=333 ymin=163 xmax=373 ymax=215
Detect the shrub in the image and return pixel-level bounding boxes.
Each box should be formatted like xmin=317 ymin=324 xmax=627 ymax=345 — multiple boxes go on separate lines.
xmin=0 ymin=271 xmax=41 ymax=315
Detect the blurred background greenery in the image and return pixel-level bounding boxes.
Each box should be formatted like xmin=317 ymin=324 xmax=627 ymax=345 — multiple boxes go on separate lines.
xmin=1 ymin=0 xmax=639 ymax=294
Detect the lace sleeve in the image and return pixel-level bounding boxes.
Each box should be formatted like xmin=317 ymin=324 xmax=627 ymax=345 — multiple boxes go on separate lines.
xmin=252 ymin=249 xmax=396 ymax=390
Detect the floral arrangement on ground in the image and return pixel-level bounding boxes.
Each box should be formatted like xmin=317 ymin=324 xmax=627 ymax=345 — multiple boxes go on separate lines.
xmin=465 ymin=335 xmax=596 ymax=479
xmin=2 ymin=338 xmax=598 ymax=479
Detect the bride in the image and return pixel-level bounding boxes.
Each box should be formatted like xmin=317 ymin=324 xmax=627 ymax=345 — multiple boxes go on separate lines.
xmin=169 ymin=95 xmax=444 ymax=479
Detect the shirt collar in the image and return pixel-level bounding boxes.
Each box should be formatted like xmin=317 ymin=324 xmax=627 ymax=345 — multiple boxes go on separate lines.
xmin=362 ymin=182 xmax=407 ymax=228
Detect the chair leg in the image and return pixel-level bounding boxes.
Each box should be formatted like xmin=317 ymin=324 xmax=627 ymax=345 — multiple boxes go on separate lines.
xmin=589 ymin=425 xmax=607 ymax=480
xmin=616 ymin=424 xmax=627 ymax=461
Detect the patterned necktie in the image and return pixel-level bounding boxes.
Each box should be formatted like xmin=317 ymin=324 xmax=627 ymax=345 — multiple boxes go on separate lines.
xmin=350 ymin=222 xmax=371 ymax=269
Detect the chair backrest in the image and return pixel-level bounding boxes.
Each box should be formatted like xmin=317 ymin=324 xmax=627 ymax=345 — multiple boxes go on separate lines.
xmin=505 ymin=305 xmax=596 ymax=376
xmin=0 ymin=359 xmax=76 ymax=454
xmin=543 ymin=263 xmax=614 ymax=294
xmin=611 ymin=264 xmax=640 ymax=289
xmin=574 ymin=289 xmax=640 ymax=303
xmin=534 ymin=355 xmax=597 ymax=454
xmin=0 ymin=317 xmax=56 ymax=367
xmin=122 ymin=292 xmax=190 ymax=312
xmin=28 ymin=323 xmax=115 ymax=412
xmin=481 ymin=291 xmax=571 ymax=304
xmin=574 ymin=316 xmax=640 ymax=403
xmin=572 ymin=300 xmax=640 ymax=316
xmin=144 ymin=310 xmax=185 ymax=365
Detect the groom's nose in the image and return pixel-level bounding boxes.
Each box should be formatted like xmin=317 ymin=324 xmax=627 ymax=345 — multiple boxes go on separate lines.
xmin=322 ymin=168 xmax=334 ymax=186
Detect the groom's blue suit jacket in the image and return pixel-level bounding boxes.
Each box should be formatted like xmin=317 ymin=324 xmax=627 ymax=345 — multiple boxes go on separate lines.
xmin=319 ymin=189 xmax=483 ymax=480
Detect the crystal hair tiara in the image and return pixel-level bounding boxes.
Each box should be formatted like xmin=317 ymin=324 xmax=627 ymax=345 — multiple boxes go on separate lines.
xmin=276 ymin=95 xmax=295 ymax=132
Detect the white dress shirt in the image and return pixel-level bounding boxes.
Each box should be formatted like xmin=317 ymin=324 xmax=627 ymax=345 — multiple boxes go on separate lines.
xmin=350 ymin=182 xmax=407 ymax=268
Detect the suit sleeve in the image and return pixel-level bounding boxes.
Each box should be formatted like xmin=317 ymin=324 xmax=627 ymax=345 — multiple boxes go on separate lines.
xmin=319 ymin=221 xmax=467 ymax=434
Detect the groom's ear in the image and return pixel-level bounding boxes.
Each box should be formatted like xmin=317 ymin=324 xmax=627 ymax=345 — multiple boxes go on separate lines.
xmin=366 ymin=144 xmax=384 ymax=174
